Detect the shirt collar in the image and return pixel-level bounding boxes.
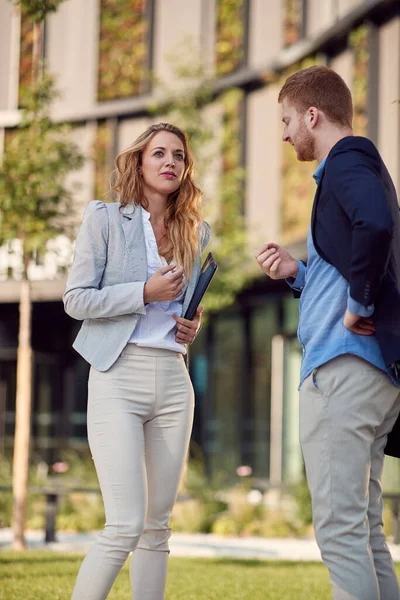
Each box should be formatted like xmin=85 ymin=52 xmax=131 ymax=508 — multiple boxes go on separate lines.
xmin=141 ymin=205 xmax=151 ymax=221
xmin=313 ymin=157 xmax=327 ymax=185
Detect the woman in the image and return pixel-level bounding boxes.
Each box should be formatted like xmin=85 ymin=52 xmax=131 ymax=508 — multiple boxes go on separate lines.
xmin=63 ymin=122 xmax=211 ymax=600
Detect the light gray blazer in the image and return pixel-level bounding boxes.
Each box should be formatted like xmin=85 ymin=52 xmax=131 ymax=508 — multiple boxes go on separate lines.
xmin=63 ymin=201 xmax=211 ymax=371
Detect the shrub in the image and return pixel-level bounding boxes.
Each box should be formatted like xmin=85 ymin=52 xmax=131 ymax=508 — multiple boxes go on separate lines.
xmin=171 ymin=499 xmax=207 ymax=533
xmin=56 ymin=493 xmax=105 ymax=532
xmin=178 ymin=458 xmax=229 ymax=533
xmin=291 ymin=476 xmax=313 ymax=526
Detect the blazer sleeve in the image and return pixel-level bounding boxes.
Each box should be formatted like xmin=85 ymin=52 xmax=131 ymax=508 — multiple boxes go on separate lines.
xmin=325 ymin=152 xmax=394 ymax=307
xmin=63 ymin=201 xmax=147 ymax=320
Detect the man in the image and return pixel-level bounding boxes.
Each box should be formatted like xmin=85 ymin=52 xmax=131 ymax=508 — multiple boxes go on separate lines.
xmin=255 ymin=66 xmax=400 ymax=600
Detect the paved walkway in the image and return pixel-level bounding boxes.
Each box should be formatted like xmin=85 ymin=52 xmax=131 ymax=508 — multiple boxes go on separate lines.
xmin=1 ymin=529 xmax=400 ymax=562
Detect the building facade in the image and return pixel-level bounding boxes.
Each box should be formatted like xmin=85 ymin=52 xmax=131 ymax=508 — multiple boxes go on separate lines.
xmin=0 ymin=0 xmax=399 ymax=487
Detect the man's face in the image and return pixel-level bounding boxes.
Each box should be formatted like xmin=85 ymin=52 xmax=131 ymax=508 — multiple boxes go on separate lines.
xmin=281 ymin=98 xmax=316 ymax=162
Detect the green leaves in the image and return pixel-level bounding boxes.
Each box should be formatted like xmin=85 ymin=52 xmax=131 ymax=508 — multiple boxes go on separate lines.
xmin=216 ymin=0 xmax=246 ymax=76
xmin=283 ymin=0 xmax=304 ymax=47
xmin=11 ymin=0 xmax=65 ymax=23
xmin=0 ymin=73 xmax=84 ymax=269
xmin=98 ymin=0 xmax=150 ymax=101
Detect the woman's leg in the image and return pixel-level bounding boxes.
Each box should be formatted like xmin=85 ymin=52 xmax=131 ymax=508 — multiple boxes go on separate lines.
xmin=71 ymin=355 xmax=157 ymax=600
xmin=130 ymin=352 xmax=194 ymax=599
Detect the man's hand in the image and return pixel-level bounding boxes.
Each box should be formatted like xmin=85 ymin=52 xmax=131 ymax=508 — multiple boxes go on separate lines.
xmin=173 ymin=306 xmax=203 ymax=344
xmin=255 ymin=243 xmax=299 ymax=280
xmin=343 ymin=310 xmax=375 ymax=336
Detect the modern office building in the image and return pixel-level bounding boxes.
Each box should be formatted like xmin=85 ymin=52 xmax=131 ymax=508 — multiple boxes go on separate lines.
xmin=0 ymin=0 xmax=399 ymax=488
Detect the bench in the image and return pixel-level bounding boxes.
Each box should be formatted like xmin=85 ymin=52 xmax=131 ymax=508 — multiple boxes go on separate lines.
xmin=0 ymin=485 xmax=101 ymax=543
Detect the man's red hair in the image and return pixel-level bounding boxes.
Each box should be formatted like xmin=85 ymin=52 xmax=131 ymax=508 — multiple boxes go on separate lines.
xmin=278 ymin=65 xmax=353 ymax=128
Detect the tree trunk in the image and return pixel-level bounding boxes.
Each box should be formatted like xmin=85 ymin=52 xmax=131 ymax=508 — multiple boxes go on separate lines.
xmin=11 ymin=7 xmax=44 ymax=552
xmin=12 ymin=276 xmax=33 ymax=551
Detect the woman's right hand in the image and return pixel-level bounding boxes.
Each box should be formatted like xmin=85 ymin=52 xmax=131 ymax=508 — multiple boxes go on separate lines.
xmin=143 ymin=265 xmax=185 ymax=304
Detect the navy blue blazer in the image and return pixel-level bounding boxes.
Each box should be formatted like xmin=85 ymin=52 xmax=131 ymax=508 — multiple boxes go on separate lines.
xmin=295 ymin=136 xmax=400 ymax=457
xmin=295 ymin=136 xmax=400 ymax=368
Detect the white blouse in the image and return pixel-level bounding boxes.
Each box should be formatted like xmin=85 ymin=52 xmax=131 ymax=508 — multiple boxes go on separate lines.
xmin=128 ymin=206 xmax=187 ymax=354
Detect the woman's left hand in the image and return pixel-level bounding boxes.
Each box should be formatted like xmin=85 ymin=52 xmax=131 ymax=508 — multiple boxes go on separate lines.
xmin=173 ymin=306 xmax=203 ymax=344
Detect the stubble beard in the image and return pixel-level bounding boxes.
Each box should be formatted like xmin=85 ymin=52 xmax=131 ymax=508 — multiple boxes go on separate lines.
xmin=294 ymin=120 xmax=316 ymax=162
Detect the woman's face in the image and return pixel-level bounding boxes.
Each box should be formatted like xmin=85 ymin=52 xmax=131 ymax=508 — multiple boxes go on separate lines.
xmin=140 ymin=131 xmax=186 ymax=198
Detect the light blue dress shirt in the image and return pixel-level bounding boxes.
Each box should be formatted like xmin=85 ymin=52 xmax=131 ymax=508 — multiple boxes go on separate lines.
xmin=289 ymin=159 xmax=399 ymax=387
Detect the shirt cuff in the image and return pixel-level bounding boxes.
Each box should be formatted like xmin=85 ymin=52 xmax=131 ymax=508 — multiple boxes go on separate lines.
xmin=138 ymin=281 xmax=148 ymax=313
xmin=286 ymin=260 xmax=306 ymax=291
xmin=347 ymin=292 xmax=374 ymax=317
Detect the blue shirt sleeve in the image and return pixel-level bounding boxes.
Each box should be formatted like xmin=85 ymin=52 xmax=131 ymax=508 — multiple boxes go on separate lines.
xmin=347 ymin=289 xmax=374 ymax=317
xmin=286 ymin=260 xmax=306 ymax=291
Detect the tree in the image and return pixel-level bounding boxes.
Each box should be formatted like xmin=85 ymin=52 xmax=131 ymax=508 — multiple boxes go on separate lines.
xmin=150 ymin=51 xmax=251 ymax=312
xmin=1 ymin=0 xmax=83 ymax=550
xmin=13 ymin=0 xmax=65 ymax=91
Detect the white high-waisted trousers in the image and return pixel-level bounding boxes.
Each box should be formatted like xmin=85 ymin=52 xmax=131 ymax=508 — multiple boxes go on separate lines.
xmin=70 ymin=345 xmax=194 ymax=600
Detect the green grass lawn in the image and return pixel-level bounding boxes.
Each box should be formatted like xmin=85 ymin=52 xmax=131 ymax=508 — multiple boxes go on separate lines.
xmin=1 ymin=552 xmax=399 ymax=600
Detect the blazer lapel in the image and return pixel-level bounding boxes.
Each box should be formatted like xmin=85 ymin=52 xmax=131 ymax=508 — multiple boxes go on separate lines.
xmin=311 ymin=171 xmax=326 ymax=247
xmin=120 ymin=204 xmax=148 ymax=281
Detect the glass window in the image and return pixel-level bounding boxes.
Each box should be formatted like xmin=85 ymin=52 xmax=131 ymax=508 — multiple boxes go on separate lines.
xmin=191 ymin=299 xmax=283 ymax=481
xmin=18 ymin=11 xmax=44 ymax=106
xmin=220 ymin=88 xmax=245 ymax=214
xmin=283 ymin=0 xmax=306 ymax=48
xmin=207 ymin=314 xmax=244 ymax=478
xmin=283 ymin=295 xmax=300 ymax=336
xmin=215 ymin=0 xmax=248 ymax=77
xmin=248 ymin=303 xmax=280 ymax=478
xmin=0 ymin=359 xmax=16 ymax=453
xmin=221 ymin=89 xmax=244 ymax=168
xmin=71 ymin=358 xmax=90 ymax=443
xmin=32 ymin=361 xmax=56 ymax=457
xmin=98 ymin=0 xmax=153 ymax=101
xmin=188 ymin=327 xmax=208 ymax=451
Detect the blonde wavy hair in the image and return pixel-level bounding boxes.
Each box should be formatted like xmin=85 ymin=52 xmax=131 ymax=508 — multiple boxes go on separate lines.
xmin=113 ymin=122 xmax=202 ymax=278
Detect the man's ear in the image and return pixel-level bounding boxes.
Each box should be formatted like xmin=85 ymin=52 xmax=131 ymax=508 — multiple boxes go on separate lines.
xmin=307 ymin=106 xmax=319 ymax=129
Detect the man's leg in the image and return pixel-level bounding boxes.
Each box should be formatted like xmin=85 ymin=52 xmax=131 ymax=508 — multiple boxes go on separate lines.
xmin=368 ymin=393 xmax=400 ymax=600
xmin=300 ymin=355 xmax=400 ymax=600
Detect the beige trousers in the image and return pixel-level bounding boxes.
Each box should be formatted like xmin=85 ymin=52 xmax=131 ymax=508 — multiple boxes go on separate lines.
xmin=300 ymin=354 xmax=400 ymax=600
xmin=70 ymin=346 xmax=194 ymax=600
